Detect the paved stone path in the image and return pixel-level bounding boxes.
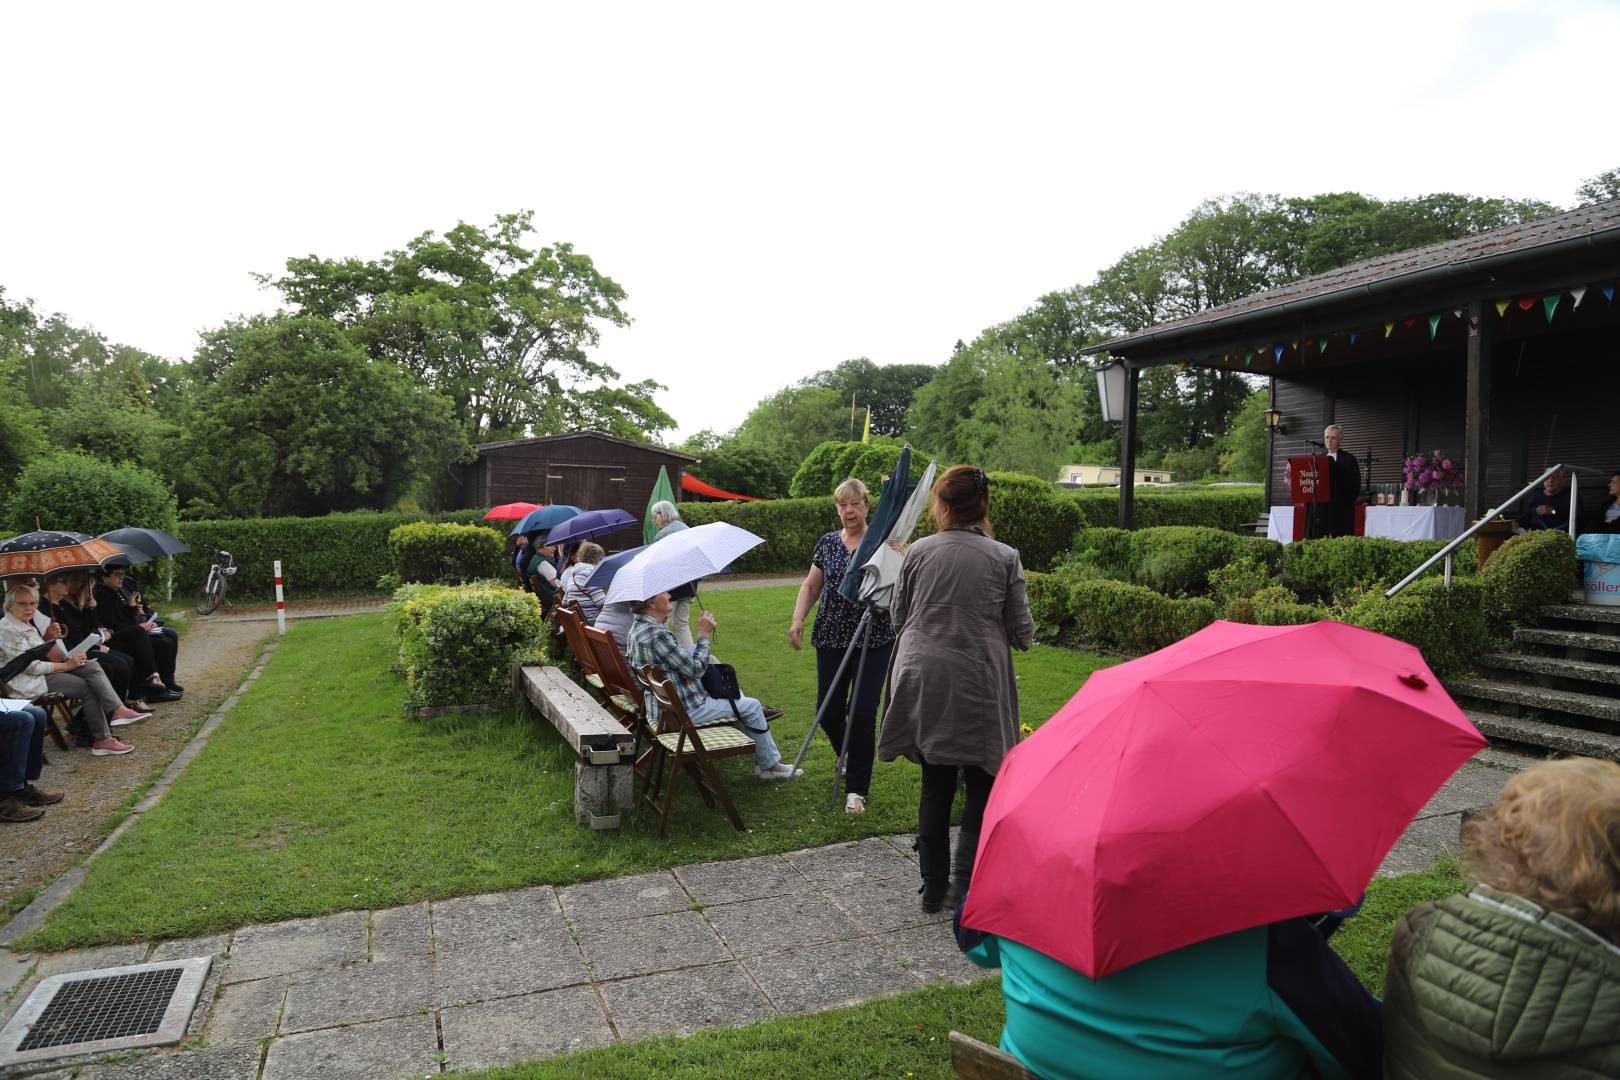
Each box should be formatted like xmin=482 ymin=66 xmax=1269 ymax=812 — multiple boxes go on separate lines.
xmin=0 ymin=749 xmax=1528 ymax=1079
xmin=195 ymin=597 xmax=390 ymax=623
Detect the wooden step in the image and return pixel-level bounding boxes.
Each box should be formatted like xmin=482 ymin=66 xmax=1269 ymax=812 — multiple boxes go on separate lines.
xmin=1539 ymin=603 xmax=1620 ymax=627
xmin=1465 ymin=709 xmax=1620 ymax=760
xmin=1446 ymin=678 xmax=1620 ymax=724
xmin=1478 ymin=652 xmax=1620 ymax=687
xmin=1514 ymin=627 xmax=1620 ymax=655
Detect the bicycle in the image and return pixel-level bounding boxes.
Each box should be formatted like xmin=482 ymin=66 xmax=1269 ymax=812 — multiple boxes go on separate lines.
xmin=196 ymin=549 xmax=238 ymax=615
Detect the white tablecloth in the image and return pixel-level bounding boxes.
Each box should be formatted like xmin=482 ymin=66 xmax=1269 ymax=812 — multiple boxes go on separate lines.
xmin=1266 ymin=505 xmax=1467 ymax=544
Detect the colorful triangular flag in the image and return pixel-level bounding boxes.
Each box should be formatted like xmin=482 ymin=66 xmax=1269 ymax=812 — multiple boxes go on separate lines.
xmin=1318 ymin=337 xmax=1328 ymax=354
xmin=1452 ymin=308 xmax=1463 ymax=319
xmin=1603 ymin=284 xmax=1615 ymax=303
xmin=1571 ymin=286 xmax=1587 ymax=309
xmin=1428 ymin=313 xmax=1442 ymax=340
xmin=1273 ymin=344 xmax=1284 ymax=363
xmin=1402 ymin=318 xmax=1414 ymax=329
xmin=1349 ymin=330 xmax=1358 ymax=345
xmin=1384 ymin=322 xmax=1394 ymax=338
xmin=1495 ymin=299 xmax=1510 ymax=317
xmin=1244 ymin=350 xmax=1253 ymax=367
xmin=1517 ymin=296 xmax=1536 ymax=311
xmin=1543 ymin=294 xmax=1561 ymax=322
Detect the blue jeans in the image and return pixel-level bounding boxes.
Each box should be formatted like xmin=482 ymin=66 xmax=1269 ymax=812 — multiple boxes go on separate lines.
xmin=687 ymin=694 xmax=780 ymax=768
xmin=1 ymin=706 xmax=47 ymax=795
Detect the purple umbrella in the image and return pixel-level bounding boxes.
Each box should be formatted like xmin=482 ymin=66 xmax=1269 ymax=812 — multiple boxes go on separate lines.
xmin=544 ymin=509 xmax=637 ymax=547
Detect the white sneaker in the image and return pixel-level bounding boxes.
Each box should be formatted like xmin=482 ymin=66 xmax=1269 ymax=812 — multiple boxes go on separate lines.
xmin=755 ymin=762 xmax=803 ymax=780
xmin=845 ymin=793 xmax=866 ymax=814
xmin=110 ymin=715 xmax=142 ymax=727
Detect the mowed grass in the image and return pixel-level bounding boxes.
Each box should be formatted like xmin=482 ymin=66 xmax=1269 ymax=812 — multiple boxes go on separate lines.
xmin=22 ymin=585 xmax=1115 ymax=950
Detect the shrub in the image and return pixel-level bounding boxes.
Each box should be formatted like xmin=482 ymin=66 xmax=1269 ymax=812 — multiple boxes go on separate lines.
xmin=679 ymin=497 xmax=834 ymax=574
xmin=788 ymin=441 xmax=852 ymax=499
xmin=984 ymin=472 xmax=1082 ymax=572
xmin=1069 ymin=528 xmax=1133 ymax=578
xmin=7 ymin=450 xmax=177 ymax=536
xmin=1209 ymin=558 xmax=1275 ymax=618
xmin=1026 ymin=571 xmax=1074 ymax=643
xmin=1281 ymin=537 xmax=1476 ymax=603
xmin=1070 ymin=578 xmax=1216 ymax=653
xmin=1343 ymin=577 xmax=1494 ymax=677
xmin=389 ymin=522 xmax=507 ymax=585
xmin=1480 ymin=529 xmax=1578 ymax=628
xmin=394 ymin=583 xmax=547 ymax=708
xmin=1062 ymin=487 xmax=1264 ymax=531
xmin=1227 ymin=585 xmax=1326 ymax=626
xmin=1129 ymin=526 xmax=1250 ymax=596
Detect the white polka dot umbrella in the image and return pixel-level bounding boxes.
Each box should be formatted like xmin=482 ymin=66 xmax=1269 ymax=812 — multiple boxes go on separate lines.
xmin=0 ymin=531 xmax=128 ymax=577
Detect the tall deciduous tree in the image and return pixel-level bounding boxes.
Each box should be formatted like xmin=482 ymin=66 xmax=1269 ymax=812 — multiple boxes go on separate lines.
xmin=1575 ymin=167 xmax=1620 ymax=205
xmin=802 ymin=358 xmax=937 ymax=437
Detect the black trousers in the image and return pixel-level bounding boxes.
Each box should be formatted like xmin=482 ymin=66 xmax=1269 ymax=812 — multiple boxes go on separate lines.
xmin=95 ymin=647 xmax=134 ymax=701
xmin=106 ymin=626 xmax=178 ymax=687
xmin=815 ymin=641 xmax=892 ymax=798
xmin=917 ymin=758 xmax=994 ymax=890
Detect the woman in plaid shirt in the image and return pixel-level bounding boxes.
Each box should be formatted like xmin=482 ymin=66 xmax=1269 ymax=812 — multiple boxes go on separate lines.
xmin=626 ymin=592 xmax=801 ymax=780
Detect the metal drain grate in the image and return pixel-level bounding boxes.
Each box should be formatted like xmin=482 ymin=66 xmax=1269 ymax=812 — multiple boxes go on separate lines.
xmin=18 ymin=966 xmax=183 ymax=1051
xmin=0 ymin=956 xmax=211 ymax=1067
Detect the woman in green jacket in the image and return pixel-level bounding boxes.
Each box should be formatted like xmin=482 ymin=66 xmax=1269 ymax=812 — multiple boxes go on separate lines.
xmin=1384 ymin=757 xmax=1620 ymax=1078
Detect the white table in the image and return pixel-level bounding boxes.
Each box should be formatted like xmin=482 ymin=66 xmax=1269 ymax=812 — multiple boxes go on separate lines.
xmin=1266 ymin=505 xmax=1467 ymax=544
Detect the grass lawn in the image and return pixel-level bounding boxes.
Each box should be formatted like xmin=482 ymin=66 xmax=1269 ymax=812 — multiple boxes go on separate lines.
xmin=21 ymin=585 xmax=1115 ymax=950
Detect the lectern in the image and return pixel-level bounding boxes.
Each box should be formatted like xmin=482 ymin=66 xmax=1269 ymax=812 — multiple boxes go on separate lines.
xmin=1286 ymin=454 xmax=1332 ymax=541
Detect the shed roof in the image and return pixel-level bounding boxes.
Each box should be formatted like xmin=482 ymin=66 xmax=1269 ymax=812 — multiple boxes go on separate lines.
xmin=472 ymin=429 xmax=697 ymax=462
xmin=1087 ymin=198 xmax=1620 ymax=357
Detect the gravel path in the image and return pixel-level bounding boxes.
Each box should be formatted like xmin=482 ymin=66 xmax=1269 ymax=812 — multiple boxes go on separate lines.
xmin=0 ymin=620 xmax=272 ymax=906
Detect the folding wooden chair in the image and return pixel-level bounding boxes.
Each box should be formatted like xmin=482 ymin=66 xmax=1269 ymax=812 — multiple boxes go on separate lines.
xmin=553 ymin=604 xmax=604 ymax=693
xmin=638 ymin=665 xmax=754 ymax=836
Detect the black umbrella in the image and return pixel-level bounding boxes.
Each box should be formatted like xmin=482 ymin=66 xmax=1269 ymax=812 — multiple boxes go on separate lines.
xmin=0 ymin=642 xmax=54 ymax=687
xmin=98 ymin=528 xmax=191 ymax=564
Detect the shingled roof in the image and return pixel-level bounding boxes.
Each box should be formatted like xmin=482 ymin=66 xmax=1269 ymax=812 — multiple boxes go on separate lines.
xmin=1088 ymin=198 xmax=1620 ymax=356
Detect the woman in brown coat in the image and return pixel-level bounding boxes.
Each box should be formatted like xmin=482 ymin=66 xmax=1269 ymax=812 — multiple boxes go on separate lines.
xmin=878 ymin=465 xmax=1034 ymax=912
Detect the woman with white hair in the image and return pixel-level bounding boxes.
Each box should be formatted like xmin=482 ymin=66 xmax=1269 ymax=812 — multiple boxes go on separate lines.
xmin=649 ymin=500 xmax=697 ymax=651
xmin=0 ymin=583 xmax=139 ymax=756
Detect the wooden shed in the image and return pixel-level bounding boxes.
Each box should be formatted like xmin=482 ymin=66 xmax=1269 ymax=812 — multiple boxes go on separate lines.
xmin=462 ymin=431 xmax=697 ymax=517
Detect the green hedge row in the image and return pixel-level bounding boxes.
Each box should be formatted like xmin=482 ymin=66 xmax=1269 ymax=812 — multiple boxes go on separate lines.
xmin=1281 ymin=536 xmax=1477 ymax=603
xmin=1062 ymin=487 xmax=1264 ymax=531
xmin=389 ymin=522 xmax=508 ymax=587
xmin=390 ymin=583 xmax=547 ymax=708
xmin=172 ymin=509 xmax=492 ymax=601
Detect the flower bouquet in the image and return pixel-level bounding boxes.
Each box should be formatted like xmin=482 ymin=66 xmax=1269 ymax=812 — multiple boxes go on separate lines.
xmin=1403 ymin=450 xmax=1462 ymax=505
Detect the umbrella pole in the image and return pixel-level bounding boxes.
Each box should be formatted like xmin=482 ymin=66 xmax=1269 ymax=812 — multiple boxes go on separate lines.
xmin=828 ymin=613 xmax=875 ymax=808
xmin=788 ymin=607 xmax=873 ymax=775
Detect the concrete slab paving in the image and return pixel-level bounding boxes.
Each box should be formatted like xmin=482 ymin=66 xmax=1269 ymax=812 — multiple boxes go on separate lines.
xmin=80 ymin=1041 xmax=263 ymax=1079
xmin=1379 ymin=814 xmax=1464 ymax=877
xmin=32 ymin=943 xmax=151 ymax=978
xmin=599 ymin=960 xmax=775 ymax=1042
xmin=557 ymin=870 xmax=687 ymax=929
xmin=782 ymin=837 xmax=916 ymax=889
xmin=262 ymin=1012 xmax=440 ymax=1080
xmin=574 ymin=909 xmax=729 ymax=982
xmin=440 ymin=985 xmax=614 ymax=1072
xmin=882 ymin=924 xmax=992 ymax=986
xmin=227 ymin=910 xmax=368 ymax=983
xmin=826 ymin=875 xmax=950 ymax=933
xmin=1417 ymin=765 xmax=1511 ymax=818
xmin=436 ymin=933 xmax=588 ymax=1007
xmin=700 ymin=890 xmax=861 ymax=958
xmin=674 ymin=854 xmax=812 ymax=904
xmin=431 ymin=885 xmax=565 ymax=950
xmin=204 ymin=975 xmax=287 ymax=1042
xmin=743 ymin=936 xmax=918 ymax=1013
xmin=149 ymin=934 xmax=230 ymax=963
xmin=369 ymin=902 xmax=432 ymax=963
xmin=279 ymin=957 xmax=437 ymax=1034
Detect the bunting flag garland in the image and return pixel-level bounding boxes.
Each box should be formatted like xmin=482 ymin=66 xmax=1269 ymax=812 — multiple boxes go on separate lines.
xmin=1384 ymin=322 xmax=1394 ymax=338
xmin=1571 ymin=287 xmax=1587 ymax=309
xmin=1604 ymin=284 xmax=1615 ymax=303
xmin=1273 ymin=344 xmax=1284 ymax=364
xmin=1244 ymin=350 xmax=1253 ymax=367
xmin=1349 ymin=330 xmax=1358 ymax=345
xmin=1290 ymin=340 xmax=1298 ymax=350
xmin=1517 ymin=296 xmax=1536 ymax=311
xmin=1318 ymin=338 xmax=1328 ymax=354
xmin=1402 ymin=318 xmax=1414 ymax=329
xmin=1427 ymin=313 xmax=1442 ymax=340
xmin=1495 ymin=299 xmax=1510 ymax=317
xmin=1542 ymin=294 xmax=1561 ymax=322
xmin=1452 ymin=308 xmax=1463 ymax=319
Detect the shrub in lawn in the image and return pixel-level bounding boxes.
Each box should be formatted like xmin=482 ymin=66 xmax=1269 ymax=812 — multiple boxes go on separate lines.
xmin=395 ymin=583 xmax=547 ymax=708
xmin=982 ymin=472 xmax=1082 ymax=572
xmin=1071 ymin=578 xmax=1215 ymax=653
xmin=1026 ymin=571 xmax=1074 ymax=643
xmin=7 ymin=450 xmax=177 ymax=536
xmin=1344 ymin=577 xmax=1494 ymax=676
xmin=389 ymin=521 xmax=507 ymax=585
xmin=1209 ymin=558 xmax=1275 ymax=617
xmin=788 ymin=441 xmax=853 ymax=499
xmin=1228 ymin=585 xmax=1327 ymax=626
xmin=1069 ymin=527 xmax=1133 ymax=579
xmin=1129 ymin=526 xmax=1251 ymax=596
xmin=1480 ymin=529 xmax=1578 ymax=629
xmin=1282 ymin=536 xmax=1476 ymax=603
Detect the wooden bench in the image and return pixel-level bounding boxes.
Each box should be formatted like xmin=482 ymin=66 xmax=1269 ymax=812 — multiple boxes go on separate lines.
xmin=949 ymin=1031 xmax=1035 ymax=1079
xmin=514 ymin=664 xmax=636 ymax=830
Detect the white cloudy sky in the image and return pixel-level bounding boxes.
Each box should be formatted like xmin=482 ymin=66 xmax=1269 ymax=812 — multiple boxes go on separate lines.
xmin=2 ymin=1 xmax=1616 ymax=438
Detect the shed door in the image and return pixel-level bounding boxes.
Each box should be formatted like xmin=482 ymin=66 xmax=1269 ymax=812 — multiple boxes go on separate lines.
xmin=546 ymin=463 xmax=627 ymax=509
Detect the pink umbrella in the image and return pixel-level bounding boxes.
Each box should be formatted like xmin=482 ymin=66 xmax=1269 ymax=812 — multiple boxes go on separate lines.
xmin=962 ymin=619 xmax=1484 ymax=979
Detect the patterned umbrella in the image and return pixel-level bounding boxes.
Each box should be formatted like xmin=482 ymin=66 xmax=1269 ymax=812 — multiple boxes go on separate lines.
xmin=0 ymin=531 xmax=127 ymax=577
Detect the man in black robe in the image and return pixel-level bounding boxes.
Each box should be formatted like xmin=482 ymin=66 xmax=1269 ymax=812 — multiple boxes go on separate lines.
xmin=1316 ymin=424 xmax=1361 ymax=538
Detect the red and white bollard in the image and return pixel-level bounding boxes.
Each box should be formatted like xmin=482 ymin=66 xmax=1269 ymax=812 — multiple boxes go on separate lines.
xmin=274 ymin=560 xmax=286 ymax=636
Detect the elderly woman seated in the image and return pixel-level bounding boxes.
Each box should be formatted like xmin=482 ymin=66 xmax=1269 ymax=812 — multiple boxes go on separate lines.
xmin=625 ymin=591 xmax=800 ymax=780
xmin=0 ymin=583 xmax=139 ymax=755
xmin=1384 ymin=757 xmax=1620 ymax=1076
xmin=559 ymin=542 xmax=607 ymax=623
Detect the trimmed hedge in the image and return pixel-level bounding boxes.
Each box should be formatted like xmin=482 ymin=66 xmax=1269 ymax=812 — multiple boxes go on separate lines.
xmin=1068 ymin=578 xmax=1217 ymax=653
xmin=1281 ymin=537 xmax=1477 ymax=604
xmin=1062 ymin=487 xmax=1264 ymax=531
xmin=392 ymin=582 xmax=547 ymax=708
xmin=1480 ymin=529 xmax=1578 ymax=628
xmin=172 ymin=508 xmax=491 ymax=601
xmin=981 ymin=472 xmax=1081 ymax=572
xmin=1344 ymin=577 xmax=1495 ymax=677
xmin=389 ymin=522 xmax=507 ymax=586
xmin=1129 ymin=526 xmax=1279 ymax=597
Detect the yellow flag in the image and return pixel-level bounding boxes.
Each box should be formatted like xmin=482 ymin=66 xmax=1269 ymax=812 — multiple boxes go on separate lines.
xmin=1384 ymin=322 xmax=1394 ymax=338
xmin=1494 ymin=299 xmax=1510 ymax=317
xmin=861 ymin=407 xmax=871 ymax=443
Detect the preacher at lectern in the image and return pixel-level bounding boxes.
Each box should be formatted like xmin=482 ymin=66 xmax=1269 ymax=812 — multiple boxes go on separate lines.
xmin=1319 ymin=424 xmax=1361 ymax=538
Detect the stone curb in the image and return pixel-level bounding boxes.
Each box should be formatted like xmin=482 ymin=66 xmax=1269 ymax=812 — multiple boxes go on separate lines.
xmin=0 ymin=640 xmax=282 ymax=952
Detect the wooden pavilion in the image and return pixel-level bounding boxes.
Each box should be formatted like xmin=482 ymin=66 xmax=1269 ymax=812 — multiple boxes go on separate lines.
xmin=461 ymin=430 xmax=696 ymax=514
xmin=1085 ymin=199 xmax=1620 ymax=528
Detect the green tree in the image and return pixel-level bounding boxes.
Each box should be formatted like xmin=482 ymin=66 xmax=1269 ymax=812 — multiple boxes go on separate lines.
xmin=802 ymin=358 xmax=937 ymax=436
xmin=732 ymin=384 xmax=851 ymax=466
xmin=1576 ymin=167 xmax=1620 ymax=205
xmin=952 ymin=349 xmax=1090 ymax=480
xmin=1219 ymin=389 xmax=1269 ymax=481
xmin=683 ymin=435 xmax=796 ymax=499
xmin=184 ymin=314 xmax=465 ymax=517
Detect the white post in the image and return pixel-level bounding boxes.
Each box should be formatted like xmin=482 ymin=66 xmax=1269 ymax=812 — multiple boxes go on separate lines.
xmin=273 ymin=560 xmax=286 ymax=636
xmin=1569 ymin=474 xmax=1579 ymax=539
xmin=1443 ymin=553 xmax=1453 ymax=586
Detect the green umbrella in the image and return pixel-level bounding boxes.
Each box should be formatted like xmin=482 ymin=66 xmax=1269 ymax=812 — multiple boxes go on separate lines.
xmin=645 ymin=466 xmax=677 ymax=545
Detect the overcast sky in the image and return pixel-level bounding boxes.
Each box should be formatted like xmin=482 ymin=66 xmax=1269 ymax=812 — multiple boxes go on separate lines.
xmin=3 ymin=1 xmax=1615 ymax=439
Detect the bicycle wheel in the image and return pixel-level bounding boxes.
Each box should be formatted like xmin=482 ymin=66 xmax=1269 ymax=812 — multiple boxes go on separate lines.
xmin=196 ymin=569 xmax=225 ymax=615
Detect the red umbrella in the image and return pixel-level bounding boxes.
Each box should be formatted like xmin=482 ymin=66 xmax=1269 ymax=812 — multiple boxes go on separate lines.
xmin=962 ymin=619 xmax=1484 ymax=979
xmin=484 ymin=502 xmax=542 ymax=521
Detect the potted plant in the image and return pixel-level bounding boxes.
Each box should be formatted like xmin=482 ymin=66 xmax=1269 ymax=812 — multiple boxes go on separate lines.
xmin=1403 ymin=451 xmax=1462 ymax=506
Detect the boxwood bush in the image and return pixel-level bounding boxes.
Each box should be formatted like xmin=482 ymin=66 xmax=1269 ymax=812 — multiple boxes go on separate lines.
xmin=1343 ymin=577 xmax=1495 ymax=677
xmin=1069 ymin=578 xmax=1217 ymax=653
xmin=1063 ymin=487 xmax=1263 ymax=531
xmin=1281 ymin=536 xmax=1476 ymax=603
xmin=392 ymin=582 xmax=547 ymax=708
xmin=1128 ymin=526 xmax=1276 ymax=597
xmin=389 ymin=522 xmax=507 ymax=585
xmin=1480 ymin=529 xmax=1578 ymax=628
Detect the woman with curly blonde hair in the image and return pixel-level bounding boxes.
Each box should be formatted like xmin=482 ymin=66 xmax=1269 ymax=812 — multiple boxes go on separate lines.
xmin=1384 ymin=757 xmax=1620 ymax=1078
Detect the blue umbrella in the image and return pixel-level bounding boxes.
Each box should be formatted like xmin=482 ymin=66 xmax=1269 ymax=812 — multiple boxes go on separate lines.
xmin=544 ymin=508 xmax=637 ymax=547
xmin=583 ymin=545 xmax=645 ymax=596
xmin=510 ymin=505 xmax=583 ymax=536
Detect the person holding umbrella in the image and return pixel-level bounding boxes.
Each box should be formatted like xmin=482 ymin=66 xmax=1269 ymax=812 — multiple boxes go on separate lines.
xmin=648 ymin=501 xmax=697 ymax=651
xmin=878 ymin=466 xmax=1033 ymax=911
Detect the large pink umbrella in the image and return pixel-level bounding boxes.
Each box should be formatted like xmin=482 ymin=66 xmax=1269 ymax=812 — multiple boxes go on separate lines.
xmin=961 ymin=619 xmax=1484 ymax=979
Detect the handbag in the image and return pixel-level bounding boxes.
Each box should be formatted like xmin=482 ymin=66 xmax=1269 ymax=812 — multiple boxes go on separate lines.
xmin=700 ymin=661 xmax=765 ymax=729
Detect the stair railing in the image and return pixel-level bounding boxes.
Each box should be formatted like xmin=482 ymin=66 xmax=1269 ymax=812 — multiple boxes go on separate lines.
xmin=1385 ymin=463 xmax=1567 ymax=599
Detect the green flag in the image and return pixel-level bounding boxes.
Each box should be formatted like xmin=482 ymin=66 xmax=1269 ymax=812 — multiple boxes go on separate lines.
xmin=645 ymin=466 xmax=676 ymax=545
xmin=1542 ymin=294 xmax=1561 ymax=323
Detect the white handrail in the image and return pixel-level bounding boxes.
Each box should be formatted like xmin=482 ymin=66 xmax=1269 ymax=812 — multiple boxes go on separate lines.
xmin=1384 ymin=464 xmax=1565 ymax=599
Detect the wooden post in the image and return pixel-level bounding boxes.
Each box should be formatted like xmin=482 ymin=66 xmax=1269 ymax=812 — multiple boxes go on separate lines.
xmin=1118 ymin=366 xmax=1140 ymax=530
xmin=1464 ymin=300 xmax=1492 ymax=520
xmin=1263 ymin=375 xmax=1277 ymax=510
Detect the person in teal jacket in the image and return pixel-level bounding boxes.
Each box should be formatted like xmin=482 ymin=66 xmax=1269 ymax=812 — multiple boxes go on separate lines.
xmin=956 ymin=899 xmax=1380 ymax=1079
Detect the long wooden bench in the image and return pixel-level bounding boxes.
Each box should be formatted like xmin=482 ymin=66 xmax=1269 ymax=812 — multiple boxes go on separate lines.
xmin=514 ymin=663 xmax=636 ymax=829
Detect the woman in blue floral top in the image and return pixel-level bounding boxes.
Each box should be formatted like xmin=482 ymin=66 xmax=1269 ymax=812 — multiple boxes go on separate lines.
xmin=788 ymin=478 xmax=896 ymax=814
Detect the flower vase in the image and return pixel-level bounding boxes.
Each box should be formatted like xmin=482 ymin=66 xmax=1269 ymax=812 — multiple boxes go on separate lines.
xmin=1399 ymin=488 xmax=1411 ymax=507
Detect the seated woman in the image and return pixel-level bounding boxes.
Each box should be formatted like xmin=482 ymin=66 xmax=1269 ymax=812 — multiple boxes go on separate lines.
xmin=0 ymin=583 xmax=138 ymax=756
xmin=1586 ymin=470 xmax=1620 ymax=534
xmin=1384 ymin=758 xmax=1620 ymax=1077
xmin=0 ymin=703 xmax=62 ymax=822
xmin=524 ymin=532 xmax=560 ymax=618
xmin=955 ymin=897 xmax=1381 ymax=1078
xmin=93 ymin=566 xmax=180 ymax=703
xmin=559 ymin=542 xmax=607 ymax=623
xmin=43 ymin=573 xmax=147 ymax=713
